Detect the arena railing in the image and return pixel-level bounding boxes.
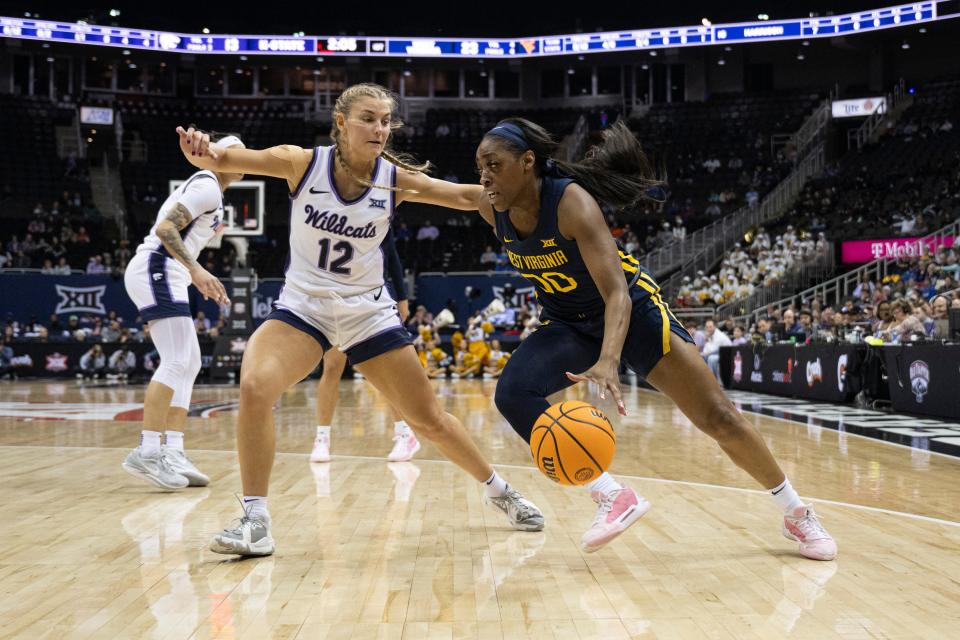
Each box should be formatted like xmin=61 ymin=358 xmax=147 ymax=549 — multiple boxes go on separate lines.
xmin=849 ymin=78 xmax=913 ymax=150
xmin=639 ymin=95 xmax=833 ymax=280
xmin=714 ymin=244 xmax=835 ymax=320
xmin=731 ymin=218 xmax=960 ymax=325
xmin=656 ymin=141 xmax=826 ymax=299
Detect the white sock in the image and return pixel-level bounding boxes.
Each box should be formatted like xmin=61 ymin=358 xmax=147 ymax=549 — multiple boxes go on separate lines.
xmin=587 ymin=472 xmax=623 ymax=496
xmin=770 ymin=477 xmax=804 ymax=513
xmin=316 ymin=425 xmax=331 ymax=441
xmin=140 ymin=430 xmax=162 ymax=457
xmin=394 ymin=421 xmax=410 ymax=436
xmin=243 ymin=496 xmax=271 ymax=524
xmin=483 ymin=470 xmax=509 ymax=498
xmin=164 ymin=430 xmax=184 ymax=451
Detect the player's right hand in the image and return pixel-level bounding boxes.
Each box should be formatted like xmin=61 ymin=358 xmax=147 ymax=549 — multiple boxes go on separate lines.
xmin=189 ymin=265 xmax=231 ymax=306
xmin=176 ymin=126 xmax=218 ymax=160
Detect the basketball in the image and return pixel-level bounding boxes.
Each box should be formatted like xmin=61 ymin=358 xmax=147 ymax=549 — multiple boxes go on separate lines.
xmin=530 ymin=401 xmax=616 ymax=485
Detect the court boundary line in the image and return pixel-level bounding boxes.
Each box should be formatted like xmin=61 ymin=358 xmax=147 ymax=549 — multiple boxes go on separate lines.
xmin=634 ymin=386 xmax=960 ymax=462
xmin=1 ymin=444 xmax=957 ymax=528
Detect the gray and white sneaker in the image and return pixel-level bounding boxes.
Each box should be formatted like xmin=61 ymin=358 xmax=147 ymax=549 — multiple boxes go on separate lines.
xmin=487 ymin=486 xmax=545 ymax=531
xmin=210 ymin=509 xmax=275 ymax=557
xmin=162 ymin=445 xmax=210 ymax=487
xmin=122 ymin=447 xmax=188 ymax=491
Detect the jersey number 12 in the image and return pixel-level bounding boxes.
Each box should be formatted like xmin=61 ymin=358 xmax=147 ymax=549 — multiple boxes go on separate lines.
xmin=317 ymin=238 xmax=354 ymax=275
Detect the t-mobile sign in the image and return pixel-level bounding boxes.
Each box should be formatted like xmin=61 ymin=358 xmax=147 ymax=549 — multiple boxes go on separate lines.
xmin=841 ymin=236 xmax=956 ymax=263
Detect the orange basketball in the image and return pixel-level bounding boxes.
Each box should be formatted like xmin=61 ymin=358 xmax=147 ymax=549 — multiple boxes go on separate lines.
xmin=530 ymin=400 xmax=616 ymax=486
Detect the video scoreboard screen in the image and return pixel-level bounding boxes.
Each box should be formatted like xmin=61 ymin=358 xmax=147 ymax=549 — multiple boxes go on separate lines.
xmin=0 ymin=2 xmax=946 ymax=59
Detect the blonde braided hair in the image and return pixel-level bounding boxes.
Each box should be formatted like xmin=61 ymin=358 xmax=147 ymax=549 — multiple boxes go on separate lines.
xmin=330 ymin=83 xmax=431 ymax=193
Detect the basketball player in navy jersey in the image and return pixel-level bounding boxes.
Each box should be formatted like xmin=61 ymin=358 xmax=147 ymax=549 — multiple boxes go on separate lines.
xmin=475 ymin=119 xmax=837 ymax=560
xmin=175 ymin=84 xmax=541 ymax=556
xmin=309 ymin=224 xmax=421 ymax=464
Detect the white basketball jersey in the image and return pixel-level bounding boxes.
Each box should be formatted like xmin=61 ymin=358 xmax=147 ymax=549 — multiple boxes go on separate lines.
xmin=285 ymin=146 xmax=397 ymax=297
xmin=136 ymin=170 xmax=225 ymax=263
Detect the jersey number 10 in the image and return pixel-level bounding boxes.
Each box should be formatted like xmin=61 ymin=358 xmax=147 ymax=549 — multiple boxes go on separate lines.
xmin=317 ymin=238 xmax=354 ymax=275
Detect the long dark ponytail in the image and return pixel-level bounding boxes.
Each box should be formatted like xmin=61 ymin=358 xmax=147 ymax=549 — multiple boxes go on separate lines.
xmin=487 ymin=117 xmax=664 ymax=209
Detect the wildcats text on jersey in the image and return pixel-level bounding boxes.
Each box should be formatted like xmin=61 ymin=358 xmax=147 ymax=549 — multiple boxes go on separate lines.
xmin=304 ymin=204 xmax=378 ymax=239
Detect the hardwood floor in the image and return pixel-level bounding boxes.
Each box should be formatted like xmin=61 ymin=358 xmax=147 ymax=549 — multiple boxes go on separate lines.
xmin=0 ymin=378 xmax=957 ymax=639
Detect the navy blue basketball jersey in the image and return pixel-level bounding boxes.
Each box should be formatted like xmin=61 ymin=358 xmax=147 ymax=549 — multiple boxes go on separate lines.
xmin=493 ymin=175 xmax=638 ymax=321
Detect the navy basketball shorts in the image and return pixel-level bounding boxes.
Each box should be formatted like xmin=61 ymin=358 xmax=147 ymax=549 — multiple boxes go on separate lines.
xmin=495 ymin=274 xmax=693 ymax=441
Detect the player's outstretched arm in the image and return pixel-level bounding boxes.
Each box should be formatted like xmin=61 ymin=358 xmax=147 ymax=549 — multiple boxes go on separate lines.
xmin=175 ymin=126 xmax=310 ymax=188
xmin=396 ymin=170 xmax=484 ymax=211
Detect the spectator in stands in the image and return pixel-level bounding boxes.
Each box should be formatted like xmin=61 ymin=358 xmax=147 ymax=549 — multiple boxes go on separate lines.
xmin=480 ymin=246 xmax=497 ymax=268
xmin=880 ymin=299 xmax=925 ymax=342
xmin=48 ymin=237 xmax=67 ymax=262
xmin=195 ymin=311 xmax=212 ymax=336
xmin=406 ymin=305 xmax=430 ymax=334
xmin=683 ymin=320 xmax=705 ymax=351
xmin=931 ymin=295 xmax=951 ymax=340
xmin=74 ymin=226 xmax=90 ymax=245
xmin=796 ymin=309 xmax=815 ymax=341
xmin=417 ymin=221 xmax=439 ymax=242
xmin=0 ymin=338 xmax=14 ymax=380
xmin=52 ymin=256 xmax=70 ymax=275
xmin=102 ymin=320 xmax=122 ymax=343
xmin=435 ymin=122 xmax=450 ymax=137
xmin=731 ymin=325 xmax=749 ymax=346
xmin=756 ymin=317 xmax=775 ymax=343
xmin=78 ymin=344 xmax=106 ymax=380
xmin=85 ymin=255 xmax=106 ymax=274
xmin=40 ymin=259 xmax=56 ymax=274
xmin=108 ymin=346 xmax=137 ymax=381
xmin=0 ymin=248 xmax=10 ymax=269
xmin=700 ymin=319 xmax=731 ymax=381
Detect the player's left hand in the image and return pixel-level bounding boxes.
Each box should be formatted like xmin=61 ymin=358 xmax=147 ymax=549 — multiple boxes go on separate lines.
xmin=397 ymin=299 xmax=410 ymax=322
xmin=566 ymin=359 xmax=626 ymax=416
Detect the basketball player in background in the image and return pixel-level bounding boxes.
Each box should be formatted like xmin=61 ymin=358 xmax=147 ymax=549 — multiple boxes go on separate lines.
xmin=475 ymin=119 xmax=837 ymax=559
xmin=176 ymin=83 xmax=543 ymax=557
xmin=121 ymin=134 xmax=243 ymax=490
xmin=309 ymin=224 xmax=421 ymax=464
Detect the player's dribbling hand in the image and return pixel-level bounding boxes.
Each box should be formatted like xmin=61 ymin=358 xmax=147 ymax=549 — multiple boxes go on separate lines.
xmin=176 ymin=126 xmax=219 ymax=160
xmin=566 ymin=359 xmax=627 ymax=416
xmin=189 ymin=265 xmax=231 ymax=306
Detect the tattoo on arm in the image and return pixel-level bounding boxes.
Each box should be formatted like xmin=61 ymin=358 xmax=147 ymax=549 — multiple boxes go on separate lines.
xmin=157 ymin=202 xmax=197 ymax=270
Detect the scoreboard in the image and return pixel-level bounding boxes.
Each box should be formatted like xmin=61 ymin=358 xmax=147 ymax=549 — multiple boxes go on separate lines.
xmin=0 ymin=2 xmax=950 ymax=59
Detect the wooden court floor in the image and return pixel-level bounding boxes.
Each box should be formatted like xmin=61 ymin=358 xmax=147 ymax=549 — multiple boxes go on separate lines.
xmin=0 ymin=378 xmax=958 ymax=639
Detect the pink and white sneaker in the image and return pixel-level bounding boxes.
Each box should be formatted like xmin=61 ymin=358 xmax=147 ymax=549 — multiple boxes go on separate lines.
xmin=310 ymin=434 xmax=331 ymax=463
xmin=782 ymin=504 xmax=837 ymax=561
xmin=581 ymin=486 xmax=651 ymax=553
xmin=387 ymin=430 xmax=421 ymax=462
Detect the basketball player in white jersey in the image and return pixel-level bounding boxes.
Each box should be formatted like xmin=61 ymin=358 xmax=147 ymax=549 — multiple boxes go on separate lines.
xmin=309 ymin=224 xmax=422 ymax=465
xmin=176 ymin=83 xmax=542 ymax=556
xmin=121 ymin=134 xmax=244 ymax=490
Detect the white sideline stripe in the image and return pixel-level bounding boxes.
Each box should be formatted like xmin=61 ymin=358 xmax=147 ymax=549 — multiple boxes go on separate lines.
xmin=1 ymin=443 xmax=957 ymax=528
xmin=636 ymin=386 xmax=960 ymax=462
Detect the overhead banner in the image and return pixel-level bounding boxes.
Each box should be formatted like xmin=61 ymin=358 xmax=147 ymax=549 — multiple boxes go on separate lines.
xmin=831 ymin=96 xmax=886 ymax=118
xmin=841 ymin=236 xmax=956 ymax=263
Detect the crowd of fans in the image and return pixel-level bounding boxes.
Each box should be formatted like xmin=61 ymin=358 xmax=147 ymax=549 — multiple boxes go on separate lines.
xmin=0 ymin=306 xmax=227 ymax=381
xmin=682 ymin=248 xmax=960 ymax=378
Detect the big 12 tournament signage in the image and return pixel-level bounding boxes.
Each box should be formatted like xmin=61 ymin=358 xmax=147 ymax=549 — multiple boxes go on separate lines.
xmin=721 ymin=345 xmax=861 ymax=403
